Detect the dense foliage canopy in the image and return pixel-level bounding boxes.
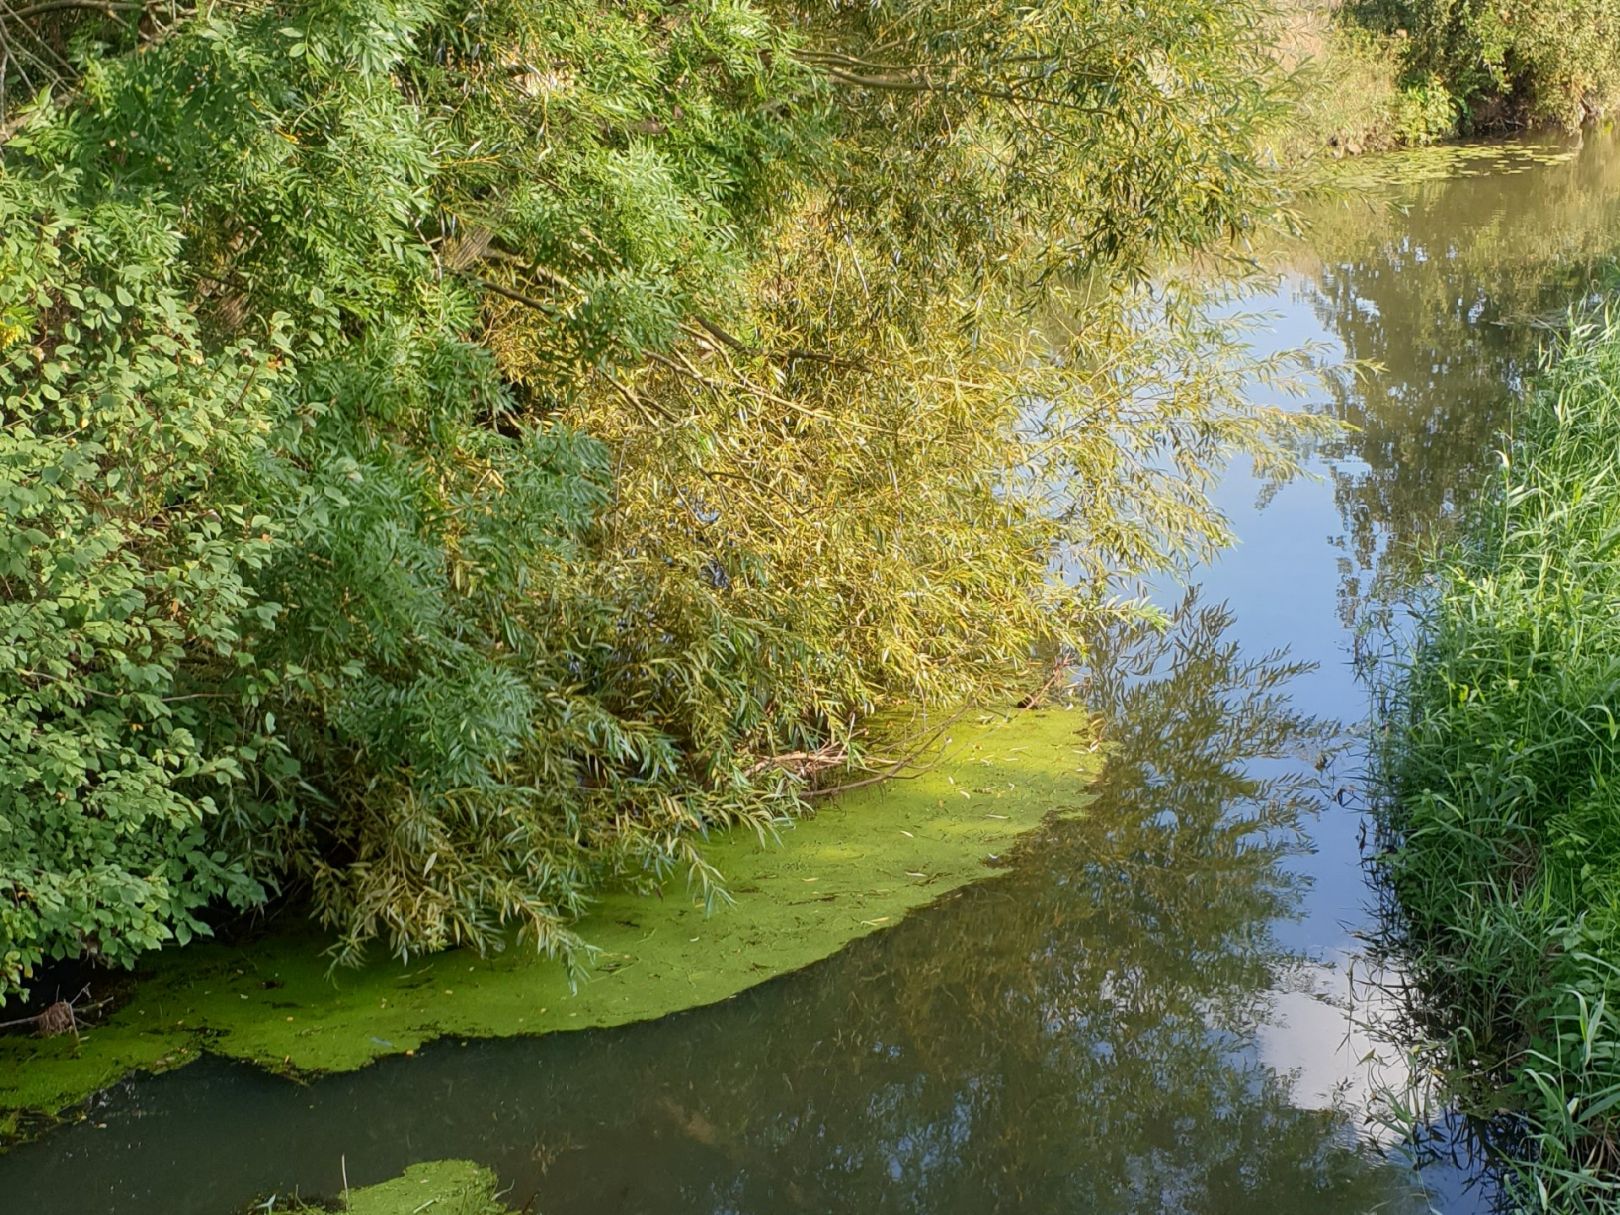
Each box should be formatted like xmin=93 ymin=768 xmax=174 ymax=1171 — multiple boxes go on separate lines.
xmin=1346 ymin=0 xmax=1620 ymax=130
xmin=0 ymin=0 xmax=1322 ymax=1000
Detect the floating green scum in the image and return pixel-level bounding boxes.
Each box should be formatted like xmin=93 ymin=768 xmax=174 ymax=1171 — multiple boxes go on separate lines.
xmin=294 ymin=1160 xmax=511 ymax=1215
xmin=0 ymin=708 xmax=1100 ymax=1135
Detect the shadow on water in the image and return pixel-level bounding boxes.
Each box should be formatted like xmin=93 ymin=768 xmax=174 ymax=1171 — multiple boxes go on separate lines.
xmin=3 ymin=596 xmax=1433 ymax=1215
xmin=6 ymin=126 xmax=1620 ymax=1214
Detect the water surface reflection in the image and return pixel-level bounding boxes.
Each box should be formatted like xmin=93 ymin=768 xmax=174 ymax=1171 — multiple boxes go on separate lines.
xmin=1288 ymin=125 xmax=1620 ymax=623
xmin=1 ymin=597 xmax=1427 ymax=1214
xmin=9 ymin=127 xmax=1620 ymax=1214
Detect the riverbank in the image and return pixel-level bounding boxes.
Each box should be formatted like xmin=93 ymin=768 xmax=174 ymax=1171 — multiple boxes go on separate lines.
xmin=1269 ymin=0 xmax=1620 ymax=163
xmin=0 ymin=0 xmax=1332 ymax=1032
xmin=1267 ymin=0 xmax=1454 ymax=160
xmin=8 ymin=125 xmax=1619 ymax=1215
xmin=1374 ymin=313 xmax=1620 ymax=1212
xmin=0 ymin=708 xmax=1099 ymax=1140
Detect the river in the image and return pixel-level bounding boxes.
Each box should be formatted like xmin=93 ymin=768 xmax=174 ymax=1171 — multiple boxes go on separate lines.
xmin=5 ymin=125 xmax=1620 ymax=1214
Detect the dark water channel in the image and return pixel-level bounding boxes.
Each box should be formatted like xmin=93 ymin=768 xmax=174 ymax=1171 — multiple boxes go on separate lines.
xmin=7 ymin=127 xmax=1620 ymax=1214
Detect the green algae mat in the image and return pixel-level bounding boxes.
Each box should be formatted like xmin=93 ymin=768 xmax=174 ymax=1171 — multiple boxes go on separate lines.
xmin=1319 ymin=138 xmax=1579 ymax=192
xmin=0 ymin=708 xmax=1099 ymax=1128
xmin=295 ymin=1160 xmax=511 ymax=1215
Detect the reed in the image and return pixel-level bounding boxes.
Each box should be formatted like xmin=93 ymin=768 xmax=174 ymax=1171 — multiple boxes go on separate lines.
xmin=1375 ymin=310 xmax=1620 ymax=1211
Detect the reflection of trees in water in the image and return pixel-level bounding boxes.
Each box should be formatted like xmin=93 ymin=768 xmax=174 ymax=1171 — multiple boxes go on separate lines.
xmin=513 ymin=594 xmax=1423 ymax=1214
xmin=1287 ymin=128 xmax=1620 ymax=626
xmin=0 ymin=597 xmax=1424 ymax=1214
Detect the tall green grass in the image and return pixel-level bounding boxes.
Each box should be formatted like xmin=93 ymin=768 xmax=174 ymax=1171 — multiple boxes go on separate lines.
xmin=1376 ymin=311 xmax=1620 ymax=1212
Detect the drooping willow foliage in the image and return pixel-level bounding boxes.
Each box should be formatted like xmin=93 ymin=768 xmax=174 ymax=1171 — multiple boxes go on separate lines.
xmin=0 ymin=0 xmax=1328 ymax=1001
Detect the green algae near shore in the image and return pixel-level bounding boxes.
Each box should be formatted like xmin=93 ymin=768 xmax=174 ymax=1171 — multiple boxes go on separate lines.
xmin=321 ymin=1160 xmax=512 ymax=1215
xmin=0 ymin=707 xmax=1099 ymax=1128
xmin=275 ymin=1160 xmax=513 ymax=1215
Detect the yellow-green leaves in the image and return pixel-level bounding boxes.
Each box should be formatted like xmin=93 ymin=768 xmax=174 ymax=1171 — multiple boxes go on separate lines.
xmin=0 ymin=0 xmax=1320 ymax=1000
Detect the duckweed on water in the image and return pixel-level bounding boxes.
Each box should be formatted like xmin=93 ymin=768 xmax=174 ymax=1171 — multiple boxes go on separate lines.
xmin=1318 ymin=138 xmax=1581 ymax=192
xmin=278 ymin=1160 xmax=510 ymax=1215
xmin=0 ymin=709 xmax=1098 ymax=1131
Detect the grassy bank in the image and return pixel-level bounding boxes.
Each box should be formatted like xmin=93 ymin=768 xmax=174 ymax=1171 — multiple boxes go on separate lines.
xmin=1375 ymin=313 xmax=1620 ymax=1210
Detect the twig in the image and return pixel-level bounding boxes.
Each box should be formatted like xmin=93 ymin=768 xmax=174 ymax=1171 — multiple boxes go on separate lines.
xmin=599 ymin=369 xmax=676 ymax=423
xmin=800 ymin=709 xmax=968 ymax=799
xmin=0 ymin=982 xmax=98 ymax=1038
xmin=2 ymin=0 xmax=147 ymax=19
xmin=1015 ymin=656 xmax=1074 ymax=709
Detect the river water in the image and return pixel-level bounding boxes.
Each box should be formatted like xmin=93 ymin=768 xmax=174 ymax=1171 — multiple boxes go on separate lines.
xmin=6 ymin=126 xmax=1620 ymax=1214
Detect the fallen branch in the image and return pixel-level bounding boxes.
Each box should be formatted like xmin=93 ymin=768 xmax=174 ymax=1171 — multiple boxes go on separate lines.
xmin=0 ymin=983 xmax=103 ymax=1039
xmin=800 ymin=708 xmax=968 ymax=799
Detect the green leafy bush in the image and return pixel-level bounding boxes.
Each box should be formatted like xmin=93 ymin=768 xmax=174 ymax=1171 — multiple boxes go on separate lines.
xmin=0 ymin=0 xmax=1322 ymax=1000
xmin=1350 ymin=0 xmax=1620 ymax=129
xmin=1392 ymin=74 xmax=1461 ymax=144
xmin=0 ymin=173 xmax=291 ymax=991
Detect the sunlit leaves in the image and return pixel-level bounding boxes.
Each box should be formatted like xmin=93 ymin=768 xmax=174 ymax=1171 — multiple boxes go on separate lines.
xmin=1350 ymin=0 xmax=1620 ymax=128
xmin=0 ymin=170 xmax=292 ymax=994
xmin=0 ymin=0 xmax=1321 ymax=998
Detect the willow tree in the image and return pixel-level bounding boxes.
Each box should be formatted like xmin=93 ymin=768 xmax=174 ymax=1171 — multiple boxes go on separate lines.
xmin=0 ymin=0 xmax=1324 ymax=999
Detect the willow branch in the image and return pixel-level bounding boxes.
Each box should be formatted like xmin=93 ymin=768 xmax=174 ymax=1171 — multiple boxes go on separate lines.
xmin=598 ymin=369 xmax=676 ymax=424
xmin=471 ymin=274 xmax=563 ymax=316
xmin=685 ymin=315 xmax=870 ymax=373
xmin=800 ymin=710 xmax=969 ymax=799
xmin=808 ymin=60 xmax=1109 ymax=117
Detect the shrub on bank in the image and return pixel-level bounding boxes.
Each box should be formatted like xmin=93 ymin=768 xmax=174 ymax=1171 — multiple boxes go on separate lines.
xmin=1273 ymin=0 xmax=1620 ymax=161
xmin=1349 ymin=0 xmax=1620 ymax=132
xmin=1267 ymin=3 xmax=1457 ymax=158
xmin=0 ymin=0 xmax=1326 ymax=1001
xmin=1377 ymin=312 xmax=1620 ymax=1211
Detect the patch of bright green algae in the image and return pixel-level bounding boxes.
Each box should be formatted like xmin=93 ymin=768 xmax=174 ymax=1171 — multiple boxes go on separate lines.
xmin=295 ymin=1160 xmax=511 ymax=1215
xmin=1320 ymin=137 xmax=1578 ymax=192
xmin=0 ymin=708 xmax=1098 ymax=1124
